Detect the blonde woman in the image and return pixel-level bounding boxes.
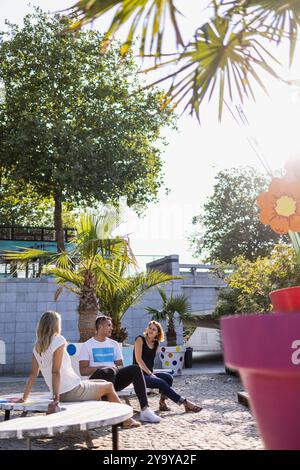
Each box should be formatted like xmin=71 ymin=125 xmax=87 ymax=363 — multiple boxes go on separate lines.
xmin=133 ymin=320 xmax=202 ymax=413
xmin=19 ymin=311 xmax=140 ymax=427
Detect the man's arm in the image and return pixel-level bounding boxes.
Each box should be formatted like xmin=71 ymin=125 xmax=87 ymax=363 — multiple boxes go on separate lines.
xmin=79 ymin=360 xmax=104 ymax=377
xmin=114 ymin=359 xmax=123 ymax=369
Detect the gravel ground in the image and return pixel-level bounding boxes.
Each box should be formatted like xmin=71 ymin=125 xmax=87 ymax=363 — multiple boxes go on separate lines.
xmin=0 ymin=373 xmax=263 ymax=450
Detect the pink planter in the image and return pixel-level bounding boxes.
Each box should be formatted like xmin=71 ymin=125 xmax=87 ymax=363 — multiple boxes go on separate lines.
xmin=269 ymin=286 xmax=300 ymax=313
xmin=221 ymin=313 xmax=300 ymax=449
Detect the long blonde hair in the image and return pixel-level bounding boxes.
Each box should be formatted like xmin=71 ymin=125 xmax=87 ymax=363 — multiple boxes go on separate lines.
xmin=35 ymin=311 xmax=61 ymax=354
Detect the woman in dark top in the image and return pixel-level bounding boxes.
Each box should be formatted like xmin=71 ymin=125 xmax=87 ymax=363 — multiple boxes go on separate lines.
xmin=133 ymin=320 xmax=202 ymax=412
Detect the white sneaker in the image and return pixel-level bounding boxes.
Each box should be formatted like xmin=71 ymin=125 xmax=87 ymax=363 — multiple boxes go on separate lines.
xmin=140 ymin=408 xmax=161 ymax=423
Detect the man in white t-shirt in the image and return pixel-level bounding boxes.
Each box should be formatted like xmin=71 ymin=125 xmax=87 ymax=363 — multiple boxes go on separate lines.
xmin=79 ymin=315 xmax=160 ymax=423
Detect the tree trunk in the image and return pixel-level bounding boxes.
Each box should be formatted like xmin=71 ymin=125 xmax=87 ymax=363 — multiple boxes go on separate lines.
xmin=110 ymin=319 xmax=128 ymax=343
xmin=54 ymin=193 xmax=65 ymax=252
xmin=166 ymin=318 xmax=177 ymax=346
xmin=78 ymin=271 xmax=100 ymax=342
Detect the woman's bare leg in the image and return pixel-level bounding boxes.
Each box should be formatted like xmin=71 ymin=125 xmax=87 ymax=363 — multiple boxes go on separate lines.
xmin=97 ymin=382 xmax=122 ymax=403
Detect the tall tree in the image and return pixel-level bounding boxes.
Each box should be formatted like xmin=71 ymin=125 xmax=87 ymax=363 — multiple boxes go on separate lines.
xmin=190 ymin=167 xmax=283 ymax=263
xmin=0 ymin=176 xmax=77 ymax=227
xmin=0 ymin=9 xmax=174 ymax=251
xmin=69 ymin=1 xmax=300 ymax=119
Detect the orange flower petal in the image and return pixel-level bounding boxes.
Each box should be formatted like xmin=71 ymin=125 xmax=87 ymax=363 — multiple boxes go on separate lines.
xmin=270 ymin=216 xmax=290 ymax=234
xmin=257 ymin=192 xmax=274 ymax=209
xmin=259 ymin=208 xmax=275 ymax=225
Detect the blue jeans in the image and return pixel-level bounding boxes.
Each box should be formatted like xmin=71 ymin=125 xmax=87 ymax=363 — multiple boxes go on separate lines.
xmin=144 ymin=372 xmax=184 ymax=404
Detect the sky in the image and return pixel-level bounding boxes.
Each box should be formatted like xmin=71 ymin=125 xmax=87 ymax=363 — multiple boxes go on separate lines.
xmin=1 ymin=1 xmax=300 ymax=268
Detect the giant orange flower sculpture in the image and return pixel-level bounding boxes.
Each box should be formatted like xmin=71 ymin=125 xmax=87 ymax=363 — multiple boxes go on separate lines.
xmin=257 ymin=178 xmax=300 ymax=234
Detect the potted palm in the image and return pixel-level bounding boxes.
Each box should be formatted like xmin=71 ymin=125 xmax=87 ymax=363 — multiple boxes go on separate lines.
xmin=97 ymin=249 xmax=182 ymax=343
xmin=221 ymin=158 xmax=300 ymax=450
xmin=146 ymin=288 xmax=192 ymax=375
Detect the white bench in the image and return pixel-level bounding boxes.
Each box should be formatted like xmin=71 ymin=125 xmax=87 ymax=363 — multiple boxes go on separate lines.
xmin=0 ymin=392 xmax=132 ymax=450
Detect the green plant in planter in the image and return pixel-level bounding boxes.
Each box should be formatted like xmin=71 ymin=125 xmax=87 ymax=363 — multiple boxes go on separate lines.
xmin=146 ymin=288 xmax=192 ymax=346
xmin=97 ymin=243 xmax=182 ymax=342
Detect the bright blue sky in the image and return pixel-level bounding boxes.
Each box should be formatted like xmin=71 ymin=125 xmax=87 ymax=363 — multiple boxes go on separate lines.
xmin=2 ymin=1 xmax=300 ymax=267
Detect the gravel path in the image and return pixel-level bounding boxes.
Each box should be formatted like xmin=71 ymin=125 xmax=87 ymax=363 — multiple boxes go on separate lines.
xmin=0 ymin=374 xmax=263 ymax=450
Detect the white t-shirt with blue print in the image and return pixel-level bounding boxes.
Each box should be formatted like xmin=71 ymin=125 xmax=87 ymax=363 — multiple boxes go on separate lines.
xmin=79 ymin=337 xmax=122 ymax=368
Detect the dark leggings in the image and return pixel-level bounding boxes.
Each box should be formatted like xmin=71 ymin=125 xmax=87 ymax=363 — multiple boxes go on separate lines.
xmin=90 ymin=364 xmax=149 ymax=409
xmin=144 ymin=372 xmax=185 ymax=404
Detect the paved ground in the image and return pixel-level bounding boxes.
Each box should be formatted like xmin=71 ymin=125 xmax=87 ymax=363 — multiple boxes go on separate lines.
xmin=0 ymin=372 xmax=263 ymax=450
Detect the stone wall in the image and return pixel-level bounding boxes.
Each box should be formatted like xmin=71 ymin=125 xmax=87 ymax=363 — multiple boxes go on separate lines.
xmin=0 ymin=278 xmax=78 ymax=375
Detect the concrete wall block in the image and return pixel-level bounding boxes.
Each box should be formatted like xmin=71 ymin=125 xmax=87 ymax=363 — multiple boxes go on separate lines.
xmin=20 ymin=352 xmax=34 ymax=364
xmin=37 ymin=292 xmax=52 ymax=302
xmin=24 ymin=292 xmax=41 ymax=302
xmin=46 ymin=302 xmax=58 ymax=311
xmin=4 ymin=302 xmax=17 ymax=314
xmin=64 ymin=331 xmax=79 ymax=342
xmin=0 ymin=333 xmax=15 ymax=343
xmin=4 ymin=353 xmax=15 ymax=364
xmin=14 ymin=364 xmax=26 ymax=374
xmin=15 ymin=342 xmax=28 ymax=354
xmin=16 ymin=312 xmax=36 ymax=323
xmin=4 ymin=343 xmax=15 ymax=354
xmin=16 ymin=292 xmax=26 ymax=302
xmin=6 ymin=282 xmax=19 ymax=292
xmin=25 ymin=302 xmax=38 ymax=313
xmin=62 ymin=320 xmax=77 ymax=331
xmin=0 ymin=304 xmax=5 ymax=313
xmin=0 ymin=313 xmax=11 ymax=322
xmin=4 ymin=323 xmax=15 ymax=333
xmin=14 ymin=283 xmax=30 ymax=292
xmin=2 ymin=292 xmax=17 ymax=302
xmin=2 ymin=364 xmax=15 ymax=374
xmin=15 ymin=332 xmax=35 ymax=343
xmin=0 ymin=324 xmax=5 ymax=333
xmin=0 ymin=284 xmax=7 ymax=293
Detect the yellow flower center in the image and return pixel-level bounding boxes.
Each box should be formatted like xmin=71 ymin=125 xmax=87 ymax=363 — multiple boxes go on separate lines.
xmin=275 ymin=195 xmax=297 ymax=217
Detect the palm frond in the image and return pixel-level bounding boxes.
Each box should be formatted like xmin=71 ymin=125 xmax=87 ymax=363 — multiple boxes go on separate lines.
xmin=99 ymin=270 xmax=181 ymax=322
xmin=69 ymin=0 xmax=183 ymax=56
xmin=145 ymin=16 xmax=280 ymax=120
xmin=66 ymin=0 xmax=299 ymax=118
xmin=242 ymin=0 xmax=300 ymax=66
xmin=46 ymin=266 xmax=83 ymax=289
xmin=2 ymin=247 xmax=55 ymax=261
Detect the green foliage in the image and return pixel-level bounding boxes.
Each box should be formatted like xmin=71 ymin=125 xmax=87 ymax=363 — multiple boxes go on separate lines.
xmin=0 ymin=8 xmax=174 ymax=248
xmin=98 ymin=267 xmax=181 ymax=343
xmin=190 ymin=167 xmax=283 ymax=263
xmin=0 ymin=176 xmax=76 ymax=227
xmin=213 ymin=244 xmax=300 ymax=318
xmin=146 ymin=288 xmax=192 ymax=346
xmin=69 ymin=1 xmax=300 ymax=119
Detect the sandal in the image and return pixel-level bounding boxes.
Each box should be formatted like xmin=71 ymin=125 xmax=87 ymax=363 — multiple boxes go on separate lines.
xmin=159 ymin=400 xmax=171 ymax=412
xmin=122 ymin=418 xmax=141 ymax=429
xmin=183 ymin=400 xmax=202 ymax=413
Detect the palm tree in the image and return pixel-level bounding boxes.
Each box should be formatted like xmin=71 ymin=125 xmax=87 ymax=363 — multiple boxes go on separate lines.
xmin=146 ymin=287 xmax=192 ymax=346
xmin=4 ymin=209 xmax=131 ymax=341
xmin=68 ymin=1 xmax=300 ymax=119
xmin=98 ymin=255 xmax=182 ymax=342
